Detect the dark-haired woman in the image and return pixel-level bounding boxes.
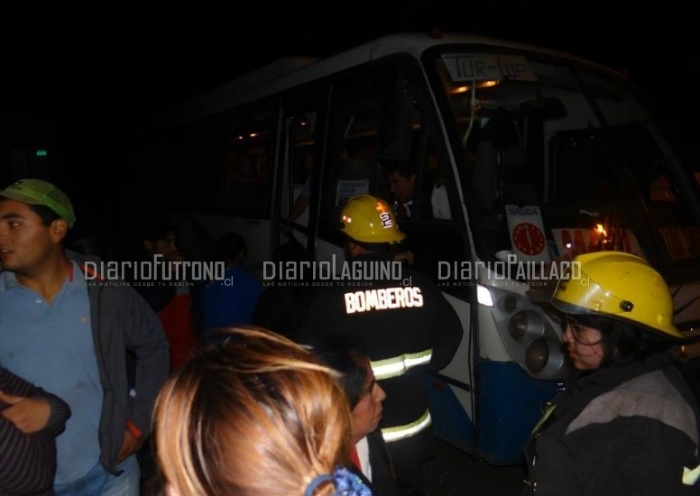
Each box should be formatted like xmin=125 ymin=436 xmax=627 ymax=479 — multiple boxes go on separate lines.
xmin=524 ymin=251 xmax=700 ymax=496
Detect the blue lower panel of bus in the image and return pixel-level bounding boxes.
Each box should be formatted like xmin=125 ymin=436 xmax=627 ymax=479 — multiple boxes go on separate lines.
xmin=429 ymin=360 xmax=559 ymax=466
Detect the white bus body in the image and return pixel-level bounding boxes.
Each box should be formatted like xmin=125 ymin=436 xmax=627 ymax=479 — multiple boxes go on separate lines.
xmin=133 ymin=32 xmax=700 ymax=465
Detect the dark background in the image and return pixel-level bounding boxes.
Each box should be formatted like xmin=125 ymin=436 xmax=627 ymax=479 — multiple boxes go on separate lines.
xmin=3 ymin=9 xmax=698 ymax=239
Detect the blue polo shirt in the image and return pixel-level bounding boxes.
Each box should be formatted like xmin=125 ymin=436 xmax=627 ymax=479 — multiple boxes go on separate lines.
xmin=199 ymin=265 xmax=263 ymax=340
xmin=0 ymin=262 xmax=102 ymax=483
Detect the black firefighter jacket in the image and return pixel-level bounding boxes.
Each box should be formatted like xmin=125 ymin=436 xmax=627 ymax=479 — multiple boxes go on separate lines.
xmin=298 ymin=252 xmax=463 ymax=441
xmin=524 ymin=352 xmax=700 ymax=496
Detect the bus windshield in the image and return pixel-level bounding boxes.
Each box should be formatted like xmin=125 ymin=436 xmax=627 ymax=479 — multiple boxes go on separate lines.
xmin=433 ymin=51 xmax=700 ymax=283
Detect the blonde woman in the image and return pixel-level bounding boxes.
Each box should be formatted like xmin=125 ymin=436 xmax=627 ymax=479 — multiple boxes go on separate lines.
xmin=152 ymin=326 xmax=372 ymax=496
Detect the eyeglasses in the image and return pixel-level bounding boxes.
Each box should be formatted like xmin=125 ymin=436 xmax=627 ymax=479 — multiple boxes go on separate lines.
xmin=564 ymin=316 xmax=602 ymax=346
xmin=564 ymin=316 xmax=584 ymax=335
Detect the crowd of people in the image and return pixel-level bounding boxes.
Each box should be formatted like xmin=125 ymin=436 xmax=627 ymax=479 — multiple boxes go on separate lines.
xmin=0 ymin=177 xmax=698 ymax=496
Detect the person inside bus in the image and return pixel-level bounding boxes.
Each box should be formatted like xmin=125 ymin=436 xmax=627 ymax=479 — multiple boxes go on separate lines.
xmin=424 ymin=149 xmax=452 ymax=221
xmin=384 ymin=160 xmax=418 ymax=221
xmin=524 ymin=251 xmax=700 ymax=495
xmin=384 ymin=159 xmax=451 ymax=222
xmin=218 ymin=147 xmax=270 ymax=216
xmin=283 ymin=153 xmax=314 ymax=234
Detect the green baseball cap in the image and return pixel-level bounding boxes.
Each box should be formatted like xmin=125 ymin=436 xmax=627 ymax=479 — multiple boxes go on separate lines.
xmin=0 ymin=178 xmax=76 ymax=228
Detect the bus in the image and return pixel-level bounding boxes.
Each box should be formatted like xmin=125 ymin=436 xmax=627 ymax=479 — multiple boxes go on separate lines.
xmin=131 ymin=31 xmax=700 ymax=465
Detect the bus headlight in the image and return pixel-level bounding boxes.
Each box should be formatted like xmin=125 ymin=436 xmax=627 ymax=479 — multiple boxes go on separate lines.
xmin=481 ymin=283 xmax=569 ymax=380
xmin=507 ymin=310 xmax=544 ymax=340
xmin=525 ymin=337 xmax=566 ymax=377
xmin=525 ymin=339 xmax=548 ymax=373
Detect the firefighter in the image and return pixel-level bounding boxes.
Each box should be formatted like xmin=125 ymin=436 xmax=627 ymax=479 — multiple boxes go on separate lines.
xmin=524 ymin=251 xmax=700 ymax=495
xmin=298 ymin=194 xmax=463 ymax=496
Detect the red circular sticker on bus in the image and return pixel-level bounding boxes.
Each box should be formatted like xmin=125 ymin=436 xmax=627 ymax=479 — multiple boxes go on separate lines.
xmin=512 ymin=222 xmax=546 ymax=256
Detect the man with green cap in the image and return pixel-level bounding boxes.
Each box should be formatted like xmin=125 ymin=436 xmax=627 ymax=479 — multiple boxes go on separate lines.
xmin=0 ymin=178 xmax=170 ymax=495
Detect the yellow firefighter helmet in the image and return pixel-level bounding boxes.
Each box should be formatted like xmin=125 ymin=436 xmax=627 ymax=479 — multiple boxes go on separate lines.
xmin=552 ymin=251 xmax=683 ymax=339
xmin=339 ymin=194 xmax=406 ymax=244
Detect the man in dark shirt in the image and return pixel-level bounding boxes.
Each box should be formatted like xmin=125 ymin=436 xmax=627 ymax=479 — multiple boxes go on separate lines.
xmin=0 ymin=366 xmax=71 ymax=495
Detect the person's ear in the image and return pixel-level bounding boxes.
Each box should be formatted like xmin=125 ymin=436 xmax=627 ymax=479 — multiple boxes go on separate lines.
xmin=49 ymin=219 xmax=68 ymax=243
xmin=347 ymin=241 xmax=362 ymax=257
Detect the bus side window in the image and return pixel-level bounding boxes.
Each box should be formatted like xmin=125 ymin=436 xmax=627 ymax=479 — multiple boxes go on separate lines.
xmin=279 ymin=109 xmax=321 ymax=251
xmin=216 ymin=109 xmax=275 ymax=218
xmin=319 ymin=110 xmax=384 ymax=243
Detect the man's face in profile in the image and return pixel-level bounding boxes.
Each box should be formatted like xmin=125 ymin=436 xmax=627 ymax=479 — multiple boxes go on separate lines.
xmin=386 ymin=171 xmax=415 ymax=204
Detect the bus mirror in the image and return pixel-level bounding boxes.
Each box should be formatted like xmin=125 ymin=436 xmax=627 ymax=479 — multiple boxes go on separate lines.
xmin=377 ymin=91 xmax=413 ymax=160
xmin=520 ymin=97 xmax=567 ymax=119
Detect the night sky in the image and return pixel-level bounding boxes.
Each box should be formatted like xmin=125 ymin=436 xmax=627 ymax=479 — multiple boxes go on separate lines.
xmin=3 ymin=9 xmax=698 ymax=237
xmin=7 ymin=10 xmax=698 ymax=127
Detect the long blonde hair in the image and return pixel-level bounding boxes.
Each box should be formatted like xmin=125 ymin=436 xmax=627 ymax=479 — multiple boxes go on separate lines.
xmin=152 ymin=326 xmax=352 ymax=496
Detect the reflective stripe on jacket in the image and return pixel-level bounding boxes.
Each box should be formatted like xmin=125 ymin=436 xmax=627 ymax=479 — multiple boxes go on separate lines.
xmin=382 ymin=408 xmax=432 ymax=442
xmin=371 ymin=348 xmax=432 ymax=380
